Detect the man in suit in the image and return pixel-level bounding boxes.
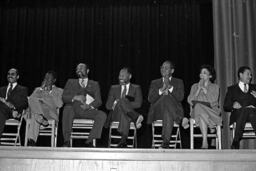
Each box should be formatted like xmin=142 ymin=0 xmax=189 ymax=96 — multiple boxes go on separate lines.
xmin=62 ymin=63 xmax=106 ymax=147
xmin=26 ymin=71 xmax=63 ymax=146
xmin=0 ymin=68 xmax=28 ymax=138
xmin=147 ymin=61 xmax=184 ymax=148
xmin=224 ymin=66 xmax=256 ymax=149
xmin=106 ymin=67 xmax=143 ymax=147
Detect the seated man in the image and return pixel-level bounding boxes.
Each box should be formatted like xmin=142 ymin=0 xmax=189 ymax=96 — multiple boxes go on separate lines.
xmin=224 ymin=66 xmax=256 ymax=149
xmin=147 ymin=61 xmax=184 ymax=148
xmin=0 ymin=68 xmax=28 ymax=138
xmin=26 ymin=71 xmax=63 ymax=146
xmin=105 ymin=67 xmax=144 ymax=147
xmin=62 ymin=63 xmax=106 ymax=147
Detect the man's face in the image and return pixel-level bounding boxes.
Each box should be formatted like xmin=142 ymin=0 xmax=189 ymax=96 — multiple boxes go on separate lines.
xmin=160 ymin=62 xmax=174 ymax=78
xmin=239 ymin=69 xmax=252 ymax=84
xmin=119 ymin=69 xmax=131 ymax=85
xmin=43 ymin=73 xmax=55 ymax=87
xmin=76 ymin=63 xmax=88 ymax=78
xmin=7 ymin=69 xmax=19 ymax=84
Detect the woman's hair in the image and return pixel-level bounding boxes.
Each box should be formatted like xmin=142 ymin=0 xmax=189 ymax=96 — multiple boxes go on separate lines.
xmin=200 ymin=64 xmax=216 ymax=83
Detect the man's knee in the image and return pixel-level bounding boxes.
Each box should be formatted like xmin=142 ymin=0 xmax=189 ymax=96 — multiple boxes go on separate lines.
xmin=96 ymin=110 xmax=107 ymax=122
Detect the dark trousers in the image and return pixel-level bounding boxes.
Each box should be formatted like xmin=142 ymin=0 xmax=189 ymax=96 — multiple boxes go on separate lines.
xmin=0 ymin=103 xmax=12 ymax=138
xmin=152 ymin=96 xmax=180 ymax=143
xmin=114 ymin=99 xmax=139 ymax=141
xmin=233 ymin=108 xmax=256 ymax=143
xmin=62 ymin=102 xmax=106 ymax=143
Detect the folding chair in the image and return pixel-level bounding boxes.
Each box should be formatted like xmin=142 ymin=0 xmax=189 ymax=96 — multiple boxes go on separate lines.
xmin=108 ymin=121 xmax=137 ymax=148
xmin=230 ymin=122 xmax=256 ymax=141
xmin=190 ymin=118 xmax=222 ymax=149
xmin=152 ymin=120 xmax=182 ymax=148
xmin=0 ymin=110 xmax=25 ymax=146
xmin=70 ymin=119 xmax=96 ymax=147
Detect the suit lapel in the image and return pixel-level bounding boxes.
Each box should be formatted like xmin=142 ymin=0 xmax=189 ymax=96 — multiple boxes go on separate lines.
xmin=127 ymin=84 xmax=134 ymax=96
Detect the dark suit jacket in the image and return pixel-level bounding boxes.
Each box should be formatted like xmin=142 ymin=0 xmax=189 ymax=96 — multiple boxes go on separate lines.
xmin=147 ymin=77 xmax=184 ymax=123
xmin=62 ymin=79 xmax=102 ymax=109
xmin=224 ymin=83 xmax=256 ymax=124
xmin=106 ymin=84 xmax=142 ymax=111
xmin=0 ymin=84 xmax=28 ymax=114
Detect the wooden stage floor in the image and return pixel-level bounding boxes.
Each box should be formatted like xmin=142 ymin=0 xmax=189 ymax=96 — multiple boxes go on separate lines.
xmin=0 ymin=147 xmax=256 ymax=171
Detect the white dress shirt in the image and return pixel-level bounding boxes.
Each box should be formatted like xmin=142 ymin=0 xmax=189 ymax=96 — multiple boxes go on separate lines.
xmin=238 ymin=81 xmax=249 ymax=93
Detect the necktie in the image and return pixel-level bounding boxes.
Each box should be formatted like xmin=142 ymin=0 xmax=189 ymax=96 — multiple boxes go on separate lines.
xmin=81 ymin=79 xmax=86 ymax=88
xmin=244 ymin=83 xmax=248 ymax=93
xmin=121 ymin=85 xmax=127 ymax=98
xmin=7 ymin=84 xmax=13 ymax=99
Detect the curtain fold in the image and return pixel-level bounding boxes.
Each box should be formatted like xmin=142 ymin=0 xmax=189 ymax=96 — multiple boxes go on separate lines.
xmin=213 ymin=0 xmax=256 ymax=149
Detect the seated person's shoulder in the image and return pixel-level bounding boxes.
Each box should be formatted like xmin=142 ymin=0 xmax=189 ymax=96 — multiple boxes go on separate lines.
xmin=111 ymin=84 xmax=119 ymax=89
xmin=131 ymin=84 xmax=140 ymax=88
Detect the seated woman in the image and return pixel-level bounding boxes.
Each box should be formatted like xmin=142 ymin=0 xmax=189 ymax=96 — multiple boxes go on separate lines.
xmin=187 ymin=65 xmax=222 ymax=149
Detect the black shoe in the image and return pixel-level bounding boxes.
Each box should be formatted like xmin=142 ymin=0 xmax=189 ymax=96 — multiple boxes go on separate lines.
xmin=85 ymin=141 xmax=94 ymax=148
xmin=231 ymin=141 xmax=240 ymax=149
xmin=27 ymin=139 xmax=36 ymax=146
xmin=62 ymin=141 xmax=70 ymax=147
xmin=117 ymin=141 xmax=127 ymax=148
xmin=160 ymin=141 xmax=169 ymax=149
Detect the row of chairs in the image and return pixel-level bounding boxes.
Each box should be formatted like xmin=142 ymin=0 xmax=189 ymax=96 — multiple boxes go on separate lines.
xmin=1 ymin=116 xmax=255 ymax=148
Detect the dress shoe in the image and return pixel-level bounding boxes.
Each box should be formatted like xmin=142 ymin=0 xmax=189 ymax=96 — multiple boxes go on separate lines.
xmin=136 ymin=115 xmax=144 ymax=129
xmin=117 ymin=141 xmax=127 ymax=148
xmin=231 ymin=141 xmax=240 ymax=149
xmin=160 ymin=141 xmax=169 ymax=149
xmin=62 ymin=141 xmax=70 ymax=147
xmin=27 ymin=139 xmax=36 ymax=146
xmin=85 ymin=141 xmax=94 ymax=148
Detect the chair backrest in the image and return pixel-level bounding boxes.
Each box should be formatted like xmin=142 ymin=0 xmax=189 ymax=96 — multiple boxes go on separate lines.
xmin=70 ymin=119 xmax=96 ymax=147
xmin=108 ymin=121 xmax=137 ymax=148
xmin=152 ymin=120 xmax=181 ymax=148
xmin=0 ymin=110 xmax=25 ymax=146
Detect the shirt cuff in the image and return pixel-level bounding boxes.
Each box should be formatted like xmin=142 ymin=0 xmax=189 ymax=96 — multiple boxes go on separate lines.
xmin=159 ymin=89 xmax=164 ymax=95
xmin=168 ymin=86 xmax=174 ymax=93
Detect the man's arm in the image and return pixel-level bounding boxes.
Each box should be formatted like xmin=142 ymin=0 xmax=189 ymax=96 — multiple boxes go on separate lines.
xmin=170 ymin=79 xmax=184 ymax=102
xmin=148 ymin=80 xmax=161 ymax=104
xmin=105 ymin=86 xmax=116 ymax=110
xmin=89 ymin=82 xmax=102 ymax=108
xmin=11 ymin=87 xmax=28 ymax=112
xmin=223 ymin=87 xmax=233 ymax=112
xmin=62 ymin=79 xmax=75 ymax=104
xmin=129 ymin=85 xmax=142 ymax=109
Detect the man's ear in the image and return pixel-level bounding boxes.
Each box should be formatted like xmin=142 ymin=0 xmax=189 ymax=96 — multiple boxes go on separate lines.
xmin=17 ymin=75 xmax=20 ymax=80
xmin=129 ymin=74 xmax=132 ymax=80
xmin=171 ymin=69 xmax=175 ymax=74
xmin=87 ymin=69 xmax=90 ymax=74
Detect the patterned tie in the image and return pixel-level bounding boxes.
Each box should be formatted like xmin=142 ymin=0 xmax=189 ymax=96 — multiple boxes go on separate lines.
xmin=121 ymin=85 xmax=127 ymax=98
xmin=244 ymin=83 xmax=248 ymax=93
xmin=80 ymin=79 xmax=86 ymax=88
xmin=7 ymin=83 xmax=13 ymax=99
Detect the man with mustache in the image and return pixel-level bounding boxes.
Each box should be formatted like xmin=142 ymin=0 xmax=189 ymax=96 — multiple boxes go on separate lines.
xmin=0 ymin=68 xmax=28 ymax=138
xmin=106 ymin=67 xmax=143 ymax=148
xmin=62 ymin=63 xmax=106 ymax=147
xmin=224 ymin=66 xmax=256 ymax=149
xmin=147 ymin=61 xmax=184 ymax=148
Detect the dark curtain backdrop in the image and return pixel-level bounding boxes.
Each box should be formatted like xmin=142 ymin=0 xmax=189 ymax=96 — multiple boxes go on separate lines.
xmin=0 ymin=0 xmax=213 ymax=148
xmin=213 ymin=0 xmax=256 ymax=149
